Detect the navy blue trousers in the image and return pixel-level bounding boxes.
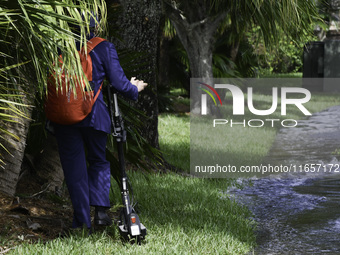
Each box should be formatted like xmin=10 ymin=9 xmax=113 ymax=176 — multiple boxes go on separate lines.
xmin=55 ymin=126 xmax=111 ymax=228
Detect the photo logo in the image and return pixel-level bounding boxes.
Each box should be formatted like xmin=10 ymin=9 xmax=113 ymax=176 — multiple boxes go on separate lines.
xmin=190 ymin=78 xmax=317 ymax=179
xmin=200 ymin=83 xmax=312 ymax=116
xmin=198 ymin=82 xmax=222 ymax=115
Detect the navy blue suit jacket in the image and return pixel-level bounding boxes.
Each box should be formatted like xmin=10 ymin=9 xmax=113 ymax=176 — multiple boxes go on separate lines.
xmin=72 ymin=38 xmax=138 ymax=134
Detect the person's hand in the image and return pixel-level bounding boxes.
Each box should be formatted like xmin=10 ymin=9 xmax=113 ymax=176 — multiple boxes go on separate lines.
xmin=130 ymin=77 xmax=148 ymax=92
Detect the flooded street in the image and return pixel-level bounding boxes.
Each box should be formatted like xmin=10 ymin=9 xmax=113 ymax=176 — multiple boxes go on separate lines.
xmin=230 ymin=172 xmax=340 ymax=254
xmin=228 ymin=106 xmax=340 ymax=254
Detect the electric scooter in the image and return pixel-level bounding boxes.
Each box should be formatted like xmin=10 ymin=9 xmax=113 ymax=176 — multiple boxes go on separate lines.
xmin=106 ymin=85 xmax=147 ymax=244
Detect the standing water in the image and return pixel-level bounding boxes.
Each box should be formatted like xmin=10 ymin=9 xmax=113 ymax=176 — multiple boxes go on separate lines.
xmin=228 ymin=106 xmax=340 ymax=254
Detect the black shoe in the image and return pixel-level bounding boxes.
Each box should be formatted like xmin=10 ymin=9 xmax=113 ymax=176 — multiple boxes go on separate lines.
xmin=94 ymin=206 xmax=113 ymax=226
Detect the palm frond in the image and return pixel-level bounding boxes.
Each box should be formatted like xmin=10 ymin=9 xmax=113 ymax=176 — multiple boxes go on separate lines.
xmin=0 ymin=0 xmax=107 ymax=166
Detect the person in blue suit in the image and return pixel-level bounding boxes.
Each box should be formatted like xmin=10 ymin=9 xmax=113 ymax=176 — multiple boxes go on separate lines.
xmin=52 ymin=28 xmax=147 ymax=230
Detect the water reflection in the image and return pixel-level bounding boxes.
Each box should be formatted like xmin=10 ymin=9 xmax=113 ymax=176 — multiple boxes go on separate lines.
xmin=229 ymin=172 xmax=340 ymax=254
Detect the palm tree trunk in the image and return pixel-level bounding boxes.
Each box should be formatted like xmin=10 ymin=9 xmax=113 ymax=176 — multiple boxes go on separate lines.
xmin=0 ymin=102 xmax=33 ymax=196
xmin=33 ymin=133 xmax=64 ymax=192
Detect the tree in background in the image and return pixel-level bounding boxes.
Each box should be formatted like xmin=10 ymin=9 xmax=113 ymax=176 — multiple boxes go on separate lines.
xmin=164 ymin=0 xmax=320 ymax=80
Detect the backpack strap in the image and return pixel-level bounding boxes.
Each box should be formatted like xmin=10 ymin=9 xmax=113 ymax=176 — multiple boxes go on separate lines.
xmin=86 ymin=37 xmax=106 ymax=53
xmin=93 ymin=82 xmax=103 ymax=102
xmin=84 ymin=37 xmax=106 ymax=100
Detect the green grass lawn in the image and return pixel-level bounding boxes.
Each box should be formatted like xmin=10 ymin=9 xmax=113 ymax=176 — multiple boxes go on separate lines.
xmin=13 ymin=173 xmax=256 ymax=255
xmin=158 ymin=114 xmax=190 ymax=172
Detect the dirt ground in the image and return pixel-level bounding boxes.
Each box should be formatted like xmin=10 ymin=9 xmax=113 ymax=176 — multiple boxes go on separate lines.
xmin=0 ymin=172 xmax=116 ymax=252
xmin=0 ymin=173 xmax=73 ymax=250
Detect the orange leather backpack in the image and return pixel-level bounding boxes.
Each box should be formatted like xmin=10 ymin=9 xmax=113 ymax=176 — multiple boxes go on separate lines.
xmin=44 ymin=37 xmax=106 ymax=125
